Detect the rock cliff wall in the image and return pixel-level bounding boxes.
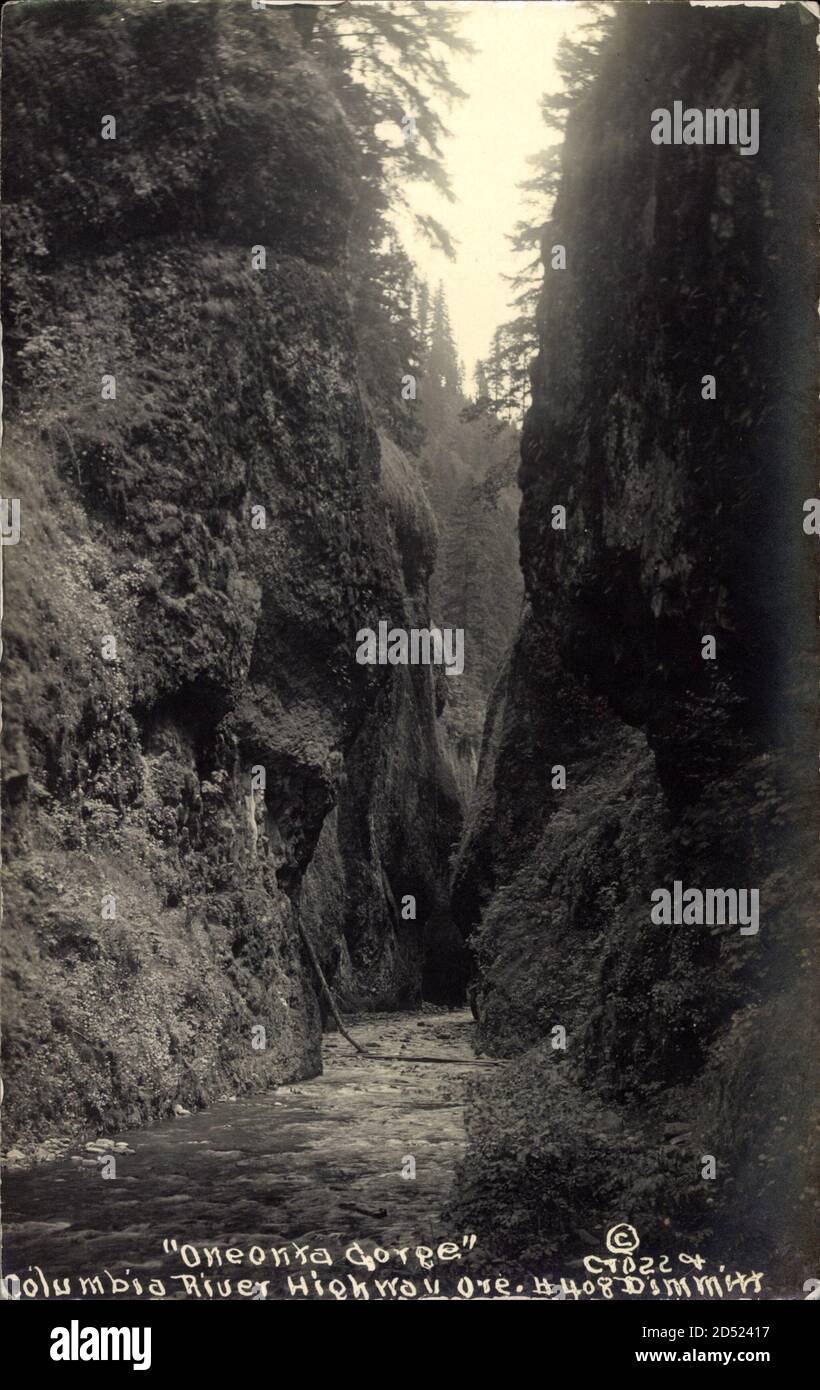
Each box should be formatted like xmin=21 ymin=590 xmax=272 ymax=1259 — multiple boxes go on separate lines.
xmin=1 ymin=0 xmax=463 ymax=1154
xmin=452 ymin=4 xmax=817 ymax=1276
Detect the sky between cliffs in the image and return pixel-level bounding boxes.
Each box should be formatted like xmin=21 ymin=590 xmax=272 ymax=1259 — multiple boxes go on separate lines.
xmin=400 ymin=0 xmax=590 ymax=381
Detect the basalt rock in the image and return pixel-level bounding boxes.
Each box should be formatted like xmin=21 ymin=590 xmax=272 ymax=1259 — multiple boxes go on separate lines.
xmin=451 ymin=3 xmax=817 ymax=1278
xmin=1 ymin=1 xmax=464 ymax=1153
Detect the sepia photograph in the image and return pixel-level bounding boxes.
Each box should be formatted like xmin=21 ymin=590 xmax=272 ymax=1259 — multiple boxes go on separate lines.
xmin=0 ymin=0 xmax=818 ymax=1357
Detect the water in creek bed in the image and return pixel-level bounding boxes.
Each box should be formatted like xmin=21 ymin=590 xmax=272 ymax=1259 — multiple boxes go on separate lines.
xmin=2 ymin=1011 xmax=489 ymax=1299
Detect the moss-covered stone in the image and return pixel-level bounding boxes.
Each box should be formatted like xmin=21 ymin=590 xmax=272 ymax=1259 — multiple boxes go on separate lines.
xmin=1 ymin=0 xmax=463 ymax=1153
xmin=451 ymin=3 xmax=817 ymax=1281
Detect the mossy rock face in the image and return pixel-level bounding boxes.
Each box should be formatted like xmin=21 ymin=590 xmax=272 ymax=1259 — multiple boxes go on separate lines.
xmin=3 ymin=1 xmax=354 ymax=264
xmin=452 ymin=3 xmax=818 ymax=1279
xmin=1 ymin=2 xmax=463 ymax=1151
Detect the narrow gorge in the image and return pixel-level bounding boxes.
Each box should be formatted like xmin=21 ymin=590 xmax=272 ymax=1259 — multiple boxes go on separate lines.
xmin=1 ymin=0 xmax=816 ymax=1301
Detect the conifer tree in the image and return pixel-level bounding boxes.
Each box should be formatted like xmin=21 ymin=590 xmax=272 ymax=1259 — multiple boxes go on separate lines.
xmin=429 ymin=282 xmax=461 ymax=392
xmin=485 ymin=11 xmax=616 ymax=426
xmin=302 ymin=3 xmax=473 ymax=451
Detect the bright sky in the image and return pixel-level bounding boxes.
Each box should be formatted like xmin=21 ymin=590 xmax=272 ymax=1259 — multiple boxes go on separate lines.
xmin=399 ymin=1 xmax=592 ymax=377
